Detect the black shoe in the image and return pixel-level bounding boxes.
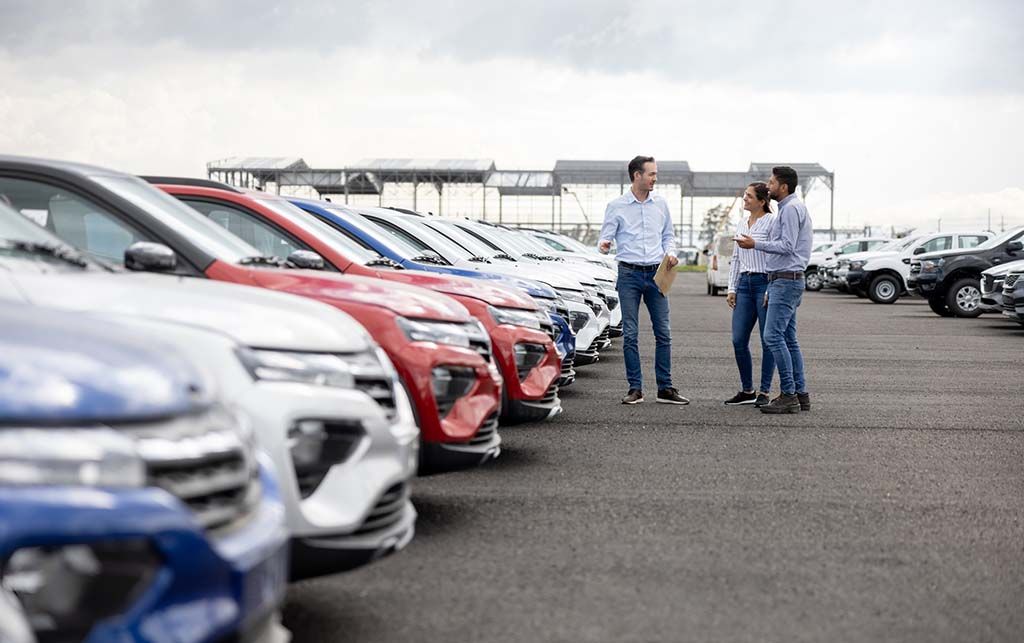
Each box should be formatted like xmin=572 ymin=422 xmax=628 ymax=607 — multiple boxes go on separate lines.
xmin=724 ymin=391 xmax=757 ymax=406
xmin=621 ymin=389 xmax=644 ymax=405
xmin=760 ymin=393 xmax=801 ymax=414
xmin=753 ymin=393 xmax=771 ymax=407
xmin=797 ymin=392 xmax=811 ymax=411
xmin=656 ymin=388 xmax=690 ymax=405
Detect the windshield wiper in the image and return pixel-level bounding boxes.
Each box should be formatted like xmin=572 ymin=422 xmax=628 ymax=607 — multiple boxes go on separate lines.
xmin=411 ymin=254 xmax=447 ymax=265
xmin=523 ymin=252 xmax=557 ymax=261
xmin=238 ymin=255 xmax=287 ymax=268
xmin=0 ymin=240 xmax=91 ymax=268
xmin=493 ymin=253 xmax=517 ymax=262
xmin=365 ymin=257 xmax=404 ymax=269
xmin=468 ymin=255 xmax=492 ymax=263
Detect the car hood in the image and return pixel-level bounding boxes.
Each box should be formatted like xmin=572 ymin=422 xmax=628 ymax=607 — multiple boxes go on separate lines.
xmin=0 ymin=304 xmax=207 ymax=423
xmin=844 ymin=250 xmax=899 ymax=263
xmin=0 ymin=272 xmax=373 ymax=353
xmin=250 ymin=269 xmax=471 ymax=322
xmin=377 ymin=269 xmax=538 ymax=310
xmin=459 ymin=260 xmax=586 ymax=291
xmin=982 ymin=258 xmax=1024 ymax=277
xmin=914 ymin=248 xmax=984 ymax=262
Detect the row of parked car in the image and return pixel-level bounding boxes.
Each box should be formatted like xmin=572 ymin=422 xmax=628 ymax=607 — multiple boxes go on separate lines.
xmin=0 ymin=154 xmax=622 ymax=642
xmin=801 ymin=227 xmax=1024 ymax=325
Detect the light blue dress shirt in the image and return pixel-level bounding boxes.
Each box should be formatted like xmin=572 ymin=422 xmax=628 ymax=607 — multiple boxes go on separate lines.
xmin=757 ymin=194 xmax=813 ymax=273
xmin=599 ymin=190 xmax=676 ymax=265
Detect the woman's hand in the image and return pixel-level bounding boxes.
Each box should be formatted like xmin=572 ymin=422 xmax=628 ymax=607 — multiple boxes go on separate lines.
xmin=726 ymin=292 xmax=736 ymax=309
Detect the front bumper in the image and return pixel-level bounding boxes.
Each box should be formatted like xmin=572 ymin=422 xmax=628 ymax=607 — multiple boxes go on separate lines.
xmin=845 ymin=269 xmax=867 ymax=290
xmin=237 ymin=381 xmax=419 ymax=579
xmin=913 ymin=271 xmax=942 ymax=295
xmin=0 ymin=459 xmax=290 ymax=643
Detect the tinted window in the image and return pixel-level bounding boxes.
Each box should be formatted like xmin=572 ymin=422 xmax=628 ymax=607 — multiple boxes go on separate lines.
xmin=0 ymin=176 xmax=146 ymax=264
xmin=183 ymin=199 xmax=305 ymax=261
xmin=840 ymin=241 xmax=861 ymax=254
xmin=958 ymin=235 xmax=986 ymax=249
xmin=919 ymin=236 xmax=952 ymax=253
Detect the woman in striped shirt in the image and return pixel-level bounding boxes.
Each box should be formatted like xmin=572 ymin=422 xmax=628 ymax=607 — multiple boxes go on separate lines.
xmin=724 ymin=182 xmax=777 ymax=406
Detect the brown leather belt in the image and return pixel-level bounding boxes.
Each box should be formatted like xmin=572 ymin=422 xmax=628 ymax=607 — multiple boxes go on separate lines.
xmin=768 ymin=271 xmax=804 ymax=281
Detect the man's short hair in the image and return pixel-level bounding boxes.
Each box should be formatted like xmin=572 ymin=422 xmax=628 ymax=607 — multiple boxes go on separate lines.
xmin=772 ymin=166 xmax=798 ymax=195
xmin=628 ymin=156 xmax=655 ymax=182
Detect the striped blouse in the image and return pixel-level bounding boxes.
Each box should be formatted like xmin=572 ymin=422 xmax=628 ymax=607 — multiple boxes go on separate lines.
xmin=727 ymin=212 xmax=777 ymax=293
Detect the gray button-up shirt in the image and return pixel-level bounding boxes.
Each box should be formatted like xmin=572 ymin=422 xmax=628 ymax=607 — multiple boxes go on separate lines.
xmin=757 ymin=194 xmax=813 ymax=273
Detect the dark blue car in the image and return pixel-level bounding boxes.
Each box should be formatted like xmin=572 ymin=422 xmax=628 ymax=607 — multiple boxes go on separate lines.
xmin=288 ymin=197 xmax=576 ymax=384
xmin=0 ymin=305 xmax=289 ymax=642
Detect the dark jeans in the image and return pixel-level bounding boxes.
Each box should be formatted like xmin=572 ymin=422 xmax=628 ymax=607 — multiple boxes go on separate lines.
xmin=731 ymin=273 xmax=775 ymax=393
xmin=617 ymin=264 xmax=672 ymax=391
xmin=764 ymin=277 xmax=807 ymax=395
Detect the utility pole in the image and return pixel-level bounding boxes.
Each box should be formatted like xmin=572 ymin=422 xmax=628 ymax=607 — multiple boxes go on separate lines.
xmin=938 ymin=218 xmax=942 ymax=232
xmin=1001 ymin=214 xmax=1005 ymax=232
xmin=988 ymin=208 xmax=992 ymax=231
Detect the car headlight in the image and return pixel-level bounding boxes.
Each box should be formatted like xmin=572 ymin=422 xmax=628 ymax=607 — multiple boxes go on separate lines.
xmin=533 ymin=296 xmax=558 ymax=314
xmin=489 ymin=306 xmax=546 ymax=330
xmin=921 ymin=259 xmax=945 ymax=273
xmin=0 ymin=428 xmax=146 ymax=487
xmin=3 ymin=540 xmax=160 ymax=642
xmin=514 ymin=343 xmax=548 ymax=381
xmin=238 ymin=347 xmax=389 ymax=387
xmin=569 ymin=309 xmax=591 ymax=333
xmin=555 ymin=288 xmax=585 ymax=303
xmin=850 ymin=260 xmax=865 ymax=271
xmin=396 ymin=317 xmax=471 ymax=348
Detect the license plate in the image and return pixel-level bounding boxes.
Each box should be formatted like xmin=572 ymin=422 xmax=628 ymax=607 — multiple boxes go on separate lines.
xmin=241 ymin=546 xmax=288 ymax=621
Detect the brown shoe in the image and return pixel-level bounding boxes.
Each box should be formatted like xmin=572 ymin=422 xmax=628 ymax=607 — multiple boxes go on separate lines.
xmin=760 ymin=393 xmax=801 ymax=414
xmin=797 ymin=392 xmax=811 ymax=411
xmin=621 ymin=389 xmax=644 ymax=405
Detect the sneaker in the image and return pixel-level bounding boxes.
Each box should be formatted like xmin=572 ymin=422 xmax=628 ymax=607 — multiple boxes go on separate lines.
xmin=656 ymin=388 xmax=690 ymax=405
xmin=797 ymin=392 xmax=811 ymax=411
xmin=759 ymin=393 xmax=801 ymax=414
xmin=753 ymin=393 xmax=771 ymax=407
xmin=724 ymin=391 xmax=757 ymax=406
xmin=621 ymin=389 xmax=644 ymax=405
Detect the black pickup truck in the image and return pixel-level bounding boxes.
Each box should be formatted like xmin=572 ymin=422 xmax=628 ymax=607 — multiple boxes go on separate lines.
xmin=908 ymin=225 xmax=1024 ymax=317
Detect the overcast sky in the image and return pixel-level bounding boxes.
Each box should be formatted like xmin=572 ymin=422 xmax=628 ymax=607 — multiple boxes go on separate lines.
xmin=1 ymin=0 xmax=1021 ymax=231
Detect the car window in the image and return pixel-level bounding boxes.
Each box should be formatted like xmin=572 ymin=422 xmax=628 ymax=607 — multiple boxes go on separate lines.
xmin=919 ymin=236 xmax=952 ymax=253
xmin=864 ymin=240 xmax=887 ymax=250
xmin=536 ymin=235 xmax=569 ymax=251
xmin=184 ymin=199 xmax=305 ymax=260
xmin=365 ymin=217 xmax=434 ymax=253
xmin=0 ymin=176 xmax=146 ymax=264
xmin=958 ymin=235 xmax=987 ymax=249
xmin=840 ymin=241 xmax=860 ymax=253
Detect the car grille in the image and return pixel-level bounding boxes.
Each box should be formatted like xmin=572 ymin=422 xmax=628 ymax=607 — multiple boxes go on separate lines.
xmin=352 ymin=482 xmax=409 ymax=536
xmin=538 ymin=381 xmax=559 ymax=405
xmin=1006 ymin=273 xmax=1021 ymax=288
xmin=592 ymin=326 xmax=610 ymax=349
xmin=468 ymin=412 xmax=499 ymax=446
xmin=982 ymin=274 xmax=998 ymax=294
xmin=293 ymin=420 xmax=365 ymax=499
xmin=555 ymin=303 xmax=570 ymax=321
xmin=354 ymin=372 xmax=397 ymax=422
xmin=464 ymin=322 xmax=492 ymax=363
xmin=558 ymin=352 xmax=576 ymax=386
xmin=133 ymin=414 xmax=258 ymax=533
xmin=541 ymin=317 xmax=558 ymax=343
xmin=909 ymin=263 xmax=922 ymax=275
xmin=585 ymin=297 xmax=602 ymax=316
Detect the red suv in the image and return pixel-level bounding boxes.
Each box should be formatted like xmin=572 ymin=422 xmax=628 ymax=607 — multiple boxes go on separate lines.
xmin=150 ymin=180 xmax=562 ymax=425
xmin=0 ymin=156 xmax=500 ymax=473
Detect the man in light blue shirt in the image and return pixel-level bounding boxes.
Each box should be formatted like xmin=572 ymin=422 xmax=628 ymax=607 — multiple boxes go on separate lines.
xmin=736 ymin=166 xmax=813 ymax=414
xmin=599 ymin=156 xmax=687 ymax=406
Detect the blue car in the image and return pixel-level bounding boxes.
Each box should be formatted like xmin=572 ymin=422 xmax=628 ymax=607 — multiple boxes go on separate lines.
xmin=289 ymin=197 xmax=576 ymax=384
xmin=0 ymin=305 xmax=290 ymax=642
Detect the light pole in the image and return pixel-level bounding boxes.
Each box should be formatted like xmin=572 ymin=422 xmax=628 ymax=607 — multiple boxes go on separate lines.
xmin=562 ymin=187 xmax=592 ymax=235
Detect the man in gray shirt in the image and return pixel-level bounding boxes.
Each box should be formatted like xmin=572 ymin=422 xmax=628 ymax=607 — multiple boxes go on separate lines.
xmin=736 ymin=166 xmax=813 ymax=414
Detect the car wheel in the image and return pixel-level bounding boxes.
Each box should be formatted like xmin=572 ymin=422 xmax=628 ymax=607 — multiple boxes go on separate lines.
xmin=868 ymin=274 xmax=900 ymax=304
xmin=945 ymin=278 xmax=983 ymax=318
xmin=928 ymin=294 xmax=953 ymax=317
xmin=805 ymin=270 xmax=822 ymax=291
xmin=707 ymin=281 xmax=712 ymax=295
xmin=711 ymin=285 xmax=720 ymax=296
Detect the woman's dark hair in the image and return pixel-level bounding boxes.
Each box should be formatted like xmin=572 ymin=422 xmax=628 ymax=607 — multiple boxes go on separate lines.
xmin=748 ymin=181 xmax=772 ymax=213
xmin=628 ymin=155 xmax=655 ymax=182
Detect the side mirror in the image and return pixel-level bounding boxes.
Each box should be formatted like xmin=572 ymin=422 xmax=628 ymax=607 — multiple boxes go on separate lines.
xmin=287 ymin=250 xmax=325 ymax=270
xmin=912 ymin=246 xmax=926 ymax=255
xmin=1006 ymin=240 xmax=1023 ymax=253
xmin=124 ymin=241 xmax=176 ymax=272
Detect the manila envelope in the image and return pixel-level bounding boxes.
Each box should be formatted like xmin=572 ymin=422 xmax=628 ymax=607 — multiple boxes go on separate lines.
xmin=654 ymin=254 xmax=676 ymax=295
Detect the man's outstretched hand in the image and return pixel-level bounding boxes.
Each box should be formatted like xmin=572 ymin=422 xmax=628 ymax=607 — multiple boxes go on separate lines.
xmin=735 ymin=235 xmax=756 ymax=249
xmin=599 ymin=240 xmax=612 ymax=254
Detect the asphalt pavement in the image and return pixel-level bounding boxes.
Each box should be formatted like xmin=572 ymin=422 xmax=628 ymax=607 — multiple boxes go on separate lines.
xmin=283 ymin=273 xmax=1024 ymax=642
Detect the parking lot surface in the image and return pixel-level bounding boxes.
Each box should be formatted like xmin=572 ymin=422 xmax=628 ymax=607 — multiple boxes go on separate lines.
xmin=284 ymin=273 xmax=1024 ymax=642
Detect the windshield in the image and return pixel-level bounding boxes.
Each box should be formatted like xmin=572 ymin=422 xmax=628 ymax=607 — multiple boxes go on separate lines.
xmin=92 ymin=175 xmax=259 ymax=263
xmin=457 ymin=222 xmax=522 ymax=259
xmin=396 ymin=217 xmax=480 ymax=262
xmin=974 ymin=225 xmax=1024 ymax=251
xmin=258 ymin=197 xmax=380 ymax=264
xmin=509 ymin=229 xmax=560 ymax=255
xmin=876 ymin=236 xmax=919 ymax=252
xmin=320 ymin=204 xmax=419 ymax=259
xmin=422 ymin=219 xmax=502 ymax=259
xmin=0 ymin=202 xmax=103 ymax=271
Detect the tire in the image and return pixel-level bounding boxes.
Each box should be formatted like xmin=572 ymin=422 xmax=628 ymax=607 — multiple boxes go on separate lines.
xmin=945 ymin=277 xmax=983 ymax=318
xmin=928 ymin=295 xmax=953 ymax=317
xmin=868 ymin=274 xmax=900 ymax=304
xmin=805 ymin=269 xmax=823 ymax=291
xmin=711 ymin=285 xmax=720 ymax=296
xmin=707 ymin=281 xmax=712 ymax=295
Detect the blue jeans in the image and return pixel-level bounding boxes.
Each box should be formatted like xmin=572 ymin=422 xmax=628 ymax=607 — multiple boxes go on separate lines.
xmin=617 ymin=264 xmax=672 ymax=391
xmin=763 ymin=277 xmax=807 ymax=395
xmin=731 ymin=273 xmax=775 ymax=393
